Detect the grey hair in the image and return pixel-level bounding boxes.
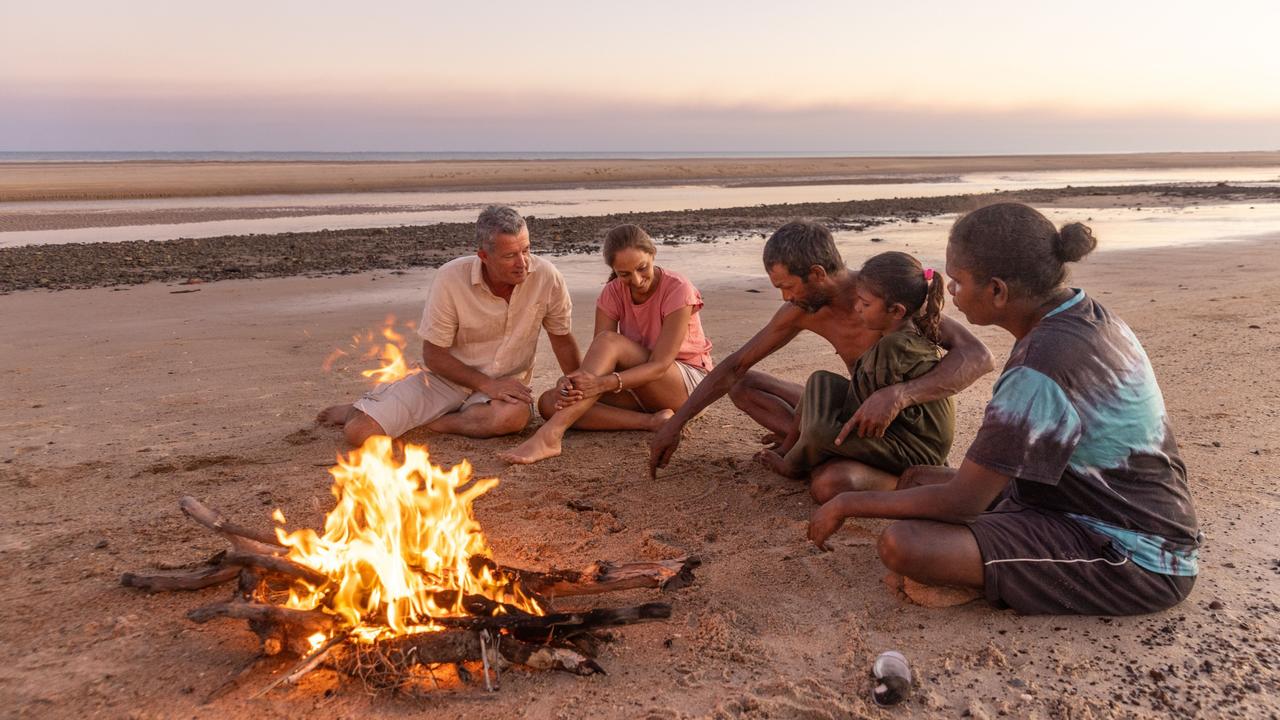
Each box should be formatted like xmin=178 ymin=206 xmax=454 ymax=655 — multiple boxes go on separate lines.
xmin=475 ymin=205 xmax=527 ymax=251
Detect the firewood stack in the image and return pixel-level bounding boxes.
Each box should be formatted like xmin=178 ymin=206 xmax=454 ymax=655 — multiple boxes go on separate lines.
xmin=122 ymin=495 xmax=699 ymax=691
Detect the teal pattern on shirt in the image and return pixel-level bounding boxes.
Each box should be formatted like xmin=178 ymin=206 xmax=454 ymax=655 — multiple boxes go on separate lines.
xmin=967 ymin=290 xmax=1200 ymax=576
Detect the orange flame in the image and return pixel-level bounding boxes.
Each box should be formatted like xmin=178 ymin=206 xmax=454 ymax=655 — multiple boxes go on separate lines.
xmin=275 ymin=437 xmax=541 ymax=642
xmin=323 ymin=315 xmax=417 ymax=385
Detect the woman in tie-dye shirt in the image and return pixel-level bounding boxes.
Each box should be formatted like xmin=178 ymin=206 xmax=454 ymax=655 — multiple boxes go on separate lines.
xmin=807 ymin=203 xmax=1199 ymax=615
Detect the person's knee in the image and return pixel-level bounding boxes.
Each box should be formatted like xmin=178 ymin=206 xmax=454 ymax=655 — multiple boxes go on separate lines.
xmin=810 ymin=466 xmax=842 ymax=503
xmin=877 ymin=522 xmax=919 ymax=575
xmin=537 ymin=390 xmax=559 ymax=420
xmin=592 ymin=330 xmax=627 ymax=351
xmin=728 ymin=376 xmax=753 ymax=409
xmin=343 ymin=412 xmax=386 ymax=447
xmin=488 ymin=401 xmax=531 ymax=437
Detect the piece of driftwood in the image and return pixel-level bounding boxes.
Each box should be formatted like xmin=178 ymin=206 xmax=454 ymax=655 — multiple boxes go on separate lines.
xmin=121 ymin=563 xmax=242 ymax=592
xmin=223 ymin=550 xmax=330 ymax=587
xmin=188 ymin=601 xmax=338 ymax=634
xmin=178 ymin=495 xmax=286 ymax=556
xmin=435 ymin=602 xmax=671 ymax=636
xmin=330 ymin=630 xmax=602 ymax=687
xmin=470 ymin=555 xmax=701 ymax=597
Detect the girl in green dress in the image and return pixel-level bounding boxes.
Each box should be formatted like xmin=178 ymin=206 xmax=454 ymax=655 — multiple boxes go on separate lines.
xmin=757 ymin=251 xmax=956 ymax=498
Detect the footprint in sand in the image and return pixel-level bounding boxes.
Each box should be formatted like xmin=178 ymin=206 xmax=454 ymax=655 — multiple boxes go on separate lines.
xmin=283 ymin=427 xmax=321 ymax=446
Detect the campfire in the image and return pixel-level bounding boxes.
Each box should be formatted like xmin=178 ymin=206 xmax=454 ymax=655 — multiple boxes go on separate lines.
xmin=123 ymin=437 xmax=697 ymax=692
xmin=321 ymin=314 xmax=417 ymax=385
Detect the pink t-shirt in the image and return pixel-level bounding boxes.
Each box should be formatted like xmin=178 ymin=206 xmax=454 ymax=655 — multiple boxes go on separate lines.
xmin=596 ymin=268 xmax=714 ymax=371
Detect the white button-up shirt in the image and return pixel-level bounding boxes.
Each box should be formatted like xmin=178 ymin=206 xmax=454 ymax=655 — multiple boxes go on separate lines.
xmin=417 ymin=254 xmax=572 ymax=384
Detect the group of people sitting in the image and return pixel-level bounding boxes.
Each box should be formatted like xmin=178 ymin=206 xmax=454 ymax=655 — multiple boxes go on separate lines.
xmin=318 ymin=203 xmax=1201 ymax=617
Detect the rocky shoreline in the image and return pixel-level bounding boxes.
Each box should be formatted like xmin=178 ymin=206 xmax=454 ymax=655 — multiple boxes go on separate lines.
xmin=3 ymin=183 xmax=1277 ymax=292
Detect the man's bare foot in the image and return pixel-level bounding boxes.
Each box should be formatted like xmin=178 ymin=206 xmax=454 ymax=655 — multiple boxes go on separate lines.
xmin=316 ymin=404 xmax=355 ymax=427
xmin=901 ymin=577 xmax=981 ymax=608
xmin=754 ymin=448 xmax=801 ymax=479
xmin=498 ymin=431 xmax=563 ymax=465
xmin=648 ymin=408 xmax=676 ymax=431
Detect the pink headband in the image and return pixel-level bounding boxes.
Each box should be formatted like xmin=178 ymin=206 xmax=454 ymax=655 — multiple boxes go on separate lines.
xmin=924 ymin=268 xmax=935 ymax=282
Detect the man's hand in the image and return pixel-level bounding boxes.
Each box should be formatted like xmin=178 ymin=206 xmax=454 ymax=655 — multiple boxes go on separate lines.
xmin=553 ymin=375 xmax=585 ymax=409
xmin=836 ymin=385 xmax=906 ymax=443
xmin=807 ymin=498 xmax=848 ymax=550
xmin=482 ymin=377 xmax=534 ymax=405
xmin=648 ymin=420 xmax=683 ymax=479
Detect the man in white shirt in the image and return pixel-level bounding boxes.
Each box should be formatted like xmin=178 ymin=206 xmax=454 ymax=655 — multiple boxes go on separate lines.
xmin=318 ymin=206 xmax=582 ymax=445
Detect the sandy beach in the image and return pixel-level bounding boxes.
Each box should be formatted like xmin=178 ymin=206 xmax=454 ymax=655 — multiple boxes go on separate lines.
xmin=4 ymin=151 xmax=1280 ymax=202
xmin=1 ymin=191 xmax=1277 ymax=718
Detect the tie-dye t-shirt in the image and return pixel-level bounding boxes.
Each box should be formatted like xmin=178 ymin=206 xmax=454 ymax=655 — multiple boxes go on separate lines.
xmin=966 ymin=290 xmax=1200 ymax=576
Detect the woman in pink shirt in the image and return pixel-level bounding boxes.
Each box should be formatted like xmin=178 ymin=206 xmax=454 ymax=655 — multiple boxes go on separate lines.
xmin=500 ymin=224 xmax=714 ymax=464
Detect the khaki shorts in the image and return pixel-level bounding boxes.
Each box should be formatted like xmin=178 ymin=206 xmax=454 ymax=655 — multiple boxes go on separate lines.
xmin=625 ymin=361 xmax=710 ymax=413
xmin=352 ymin=370 xmax=491 ymax=438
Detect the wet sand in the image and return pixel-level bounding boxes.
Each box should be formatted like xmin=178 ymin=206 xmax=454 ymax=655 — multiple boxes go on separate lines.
xmin=4 ymin=182 xmax=1280 ymax=292
xmin=4 ymin=150 xmax=1280 ymax=201
xmin=1 ymin=220 xmax=1276 ymax=718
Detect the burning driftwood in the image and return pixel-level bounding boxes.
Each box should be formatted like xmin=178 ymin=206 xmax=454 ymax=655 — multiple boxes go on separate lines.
xmin=122 ymin=438 xmax=699 ymax=694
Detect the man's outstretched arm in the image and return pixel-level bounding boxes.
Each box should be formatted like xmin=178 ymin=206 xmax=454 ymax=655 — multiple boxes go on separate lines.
xmin=844 ymin=315 xmax=995 ymax=439
xmin=648 ymin=305 xmax=804 ymax=477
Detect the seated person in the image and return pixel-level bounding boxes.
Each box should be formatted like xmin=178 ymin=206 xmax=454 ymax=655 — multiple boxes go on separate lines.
xmin=317 ymin=205 xmax=581 ymax=445
xmin=758 ymin=251 xmax=956 ymax=500
xmin=808 ymin=203 xmax=1200 ymax=615
xmin=648 ymin=221 xmax=993 ymax=481
xmin=500 ymin=224 xmax=713 ymax=465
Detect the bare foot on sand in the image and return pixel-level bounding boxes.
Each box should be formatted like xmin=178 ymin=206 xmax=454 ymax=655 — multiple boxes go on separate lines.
xmin=901 ymin=577 xmax=981 ymax=608
xmin=499 ymin=431 xmax=563 ymax=465
xmin=316 ymin=403 xmax=355 ymax=427
xmin=649 ymin=408 xmax=676 ymax=430
xmin=754 ymin=448 xmax=800 ymax=479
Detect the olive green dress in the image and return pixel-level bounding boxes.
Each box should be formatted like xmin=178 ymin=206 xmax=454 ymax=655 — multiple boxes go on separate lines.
xmin=782 ymin=329 xmax=955 ymax=475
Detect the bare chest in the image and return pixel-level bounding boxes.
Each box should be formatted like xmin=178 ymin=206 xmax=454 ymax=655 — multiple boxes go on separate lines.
xmin=800 ymin=313 xmax=883 ymax=365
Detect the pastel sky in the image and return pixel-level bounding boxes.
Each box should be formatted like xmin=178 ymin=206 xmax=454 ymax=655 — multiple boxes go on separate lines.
xmin=3 ymin=1 xmax=1278 ymax=152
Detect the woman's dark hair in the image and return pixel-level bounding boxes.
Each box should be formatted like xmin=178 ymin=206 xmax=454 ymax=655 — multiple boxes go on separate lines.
xmin=763 ymin=220 xmax=845 ymax=279
xmin=602 ymin=224 xmax=657 ymax=281
xmin=949 ymin=202 xmax=1097 ymax=299
xmin=859 ymin=251 xmax=945 ymax=345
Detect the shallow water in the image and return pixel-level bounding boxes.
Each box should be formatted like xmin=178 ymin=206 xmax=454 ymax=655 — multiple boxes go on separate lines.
xmin=1 ymin=167 xmax=1278 ymax=248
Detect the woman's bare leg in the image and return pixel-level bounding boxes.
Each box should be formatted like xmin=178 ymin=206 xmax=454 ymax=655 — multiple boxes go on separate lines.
xmin=500 ymin=332 xmax=682 ymax=464
xmin=535 ymin=388 xmax=672 ymax=431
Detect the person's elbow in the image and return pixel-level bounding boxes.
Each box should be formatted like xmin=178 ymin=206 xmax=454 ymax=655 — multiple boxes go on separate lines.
xmin=971 ymin=343 xmax=996 ymax=377
xmin=421 ymin=341 xmax=448 ymax=369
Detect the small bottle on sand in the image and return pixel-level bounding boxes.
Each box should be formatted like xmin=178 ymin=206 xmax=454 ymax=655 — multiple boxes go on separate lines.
xmin=872 ymin=650 xmax=912 ymax=707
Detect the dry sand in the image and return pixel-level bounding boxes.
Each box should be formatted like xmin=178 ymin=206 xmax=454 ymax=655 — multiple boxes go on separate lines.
xmin=4 ymin=150 xmax=1280 ymax=201
xmin=1 ymin=215 xmax=1277 ymax=718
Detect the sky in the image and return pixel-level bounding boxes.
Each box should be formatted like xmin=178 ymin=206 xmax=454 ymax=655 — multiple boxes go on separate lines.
xmin=2 ymin=0 xmax=1278 ymax=153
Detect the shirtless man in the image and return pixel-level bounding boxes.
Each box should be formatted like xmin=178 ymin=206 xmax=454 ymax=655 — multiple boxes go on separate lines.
xmin=648 ymin=220 xmax=994 ymax=492
xmin=318 ymin=205 xmax=582 ymax=446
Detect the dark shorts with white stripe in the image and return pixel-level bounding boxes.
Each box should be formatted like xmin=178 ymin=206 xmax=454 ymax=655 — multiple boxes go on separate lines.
xmin=968 ymin=499 xmax=1195 ymax=615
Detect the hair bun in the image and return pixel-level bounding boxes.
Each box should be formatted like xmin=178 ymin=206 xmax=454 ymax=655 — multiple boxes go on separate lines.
xmin=1054 ymin=222 xmax=1097 ymax=263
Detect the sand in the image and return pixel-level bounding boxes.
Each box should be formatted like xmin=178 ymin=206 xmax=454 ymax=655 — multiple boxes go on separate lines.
xmin=1 ymin=206 xmax=1277 ymax=718
xmin=4 ymin=150 xmax=1280 ymax=202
